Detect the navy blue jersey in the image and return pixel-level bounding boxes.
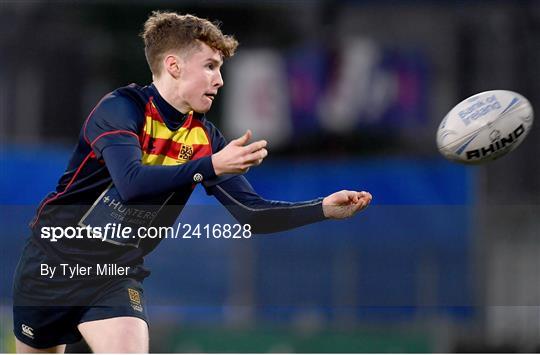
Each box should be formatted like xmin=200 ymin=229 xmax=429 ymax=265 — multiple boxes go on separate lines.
xmin=29 ymin=84 xmax=325 ymax=270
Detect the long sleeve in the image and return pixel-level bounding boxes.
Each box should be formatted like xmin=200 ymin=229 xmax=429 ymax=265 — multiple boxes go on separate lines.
xmin=102 ymin=144 xmax=215 ymax=202
xmin=205 ymin=175 xmax=327 ymax=234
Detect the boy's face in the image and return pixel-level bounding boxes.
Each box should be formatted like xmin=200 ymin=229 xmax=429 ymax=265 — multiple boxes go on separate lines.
xmin=176 ymin=42 xmax=224 ymax=113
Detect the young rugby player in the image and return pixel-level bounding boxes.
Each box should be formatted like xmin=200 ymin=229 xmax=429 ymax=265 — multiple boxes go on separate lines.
xmin=13 ymin=11 xmax=372 ymax=353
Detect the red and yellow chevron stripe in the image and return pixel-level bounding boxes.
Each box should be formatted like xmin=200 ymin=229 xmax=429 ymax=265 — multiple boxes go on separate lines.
xmin=140 ymin=101 xmax=212 ymax=166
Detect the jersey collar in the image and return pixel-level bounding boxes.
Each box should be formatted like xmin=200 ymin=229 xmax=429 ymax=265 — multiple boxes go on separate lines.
xmin=148 ymin=84 xmax=204 ymax=130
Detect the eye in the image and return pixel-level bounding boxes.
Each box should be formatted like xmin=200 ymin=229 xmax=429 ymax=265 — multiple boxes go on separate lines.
xmin=207 ymin=63 xmax=215 ymax=70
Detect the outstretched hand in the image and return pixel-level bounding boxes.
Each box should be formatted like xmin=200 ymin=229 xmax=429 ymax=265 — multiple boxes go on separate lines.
xmin=322 ymin=190 xmax=373 ymax=219
xmin=212 ymin=130 xmax=268 ymax=175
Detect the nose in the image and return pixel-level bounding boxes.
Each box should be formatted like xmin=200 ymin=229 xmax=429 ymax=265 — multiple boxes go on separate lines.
xmin=214 ymin=70 xmax=224 ymax=88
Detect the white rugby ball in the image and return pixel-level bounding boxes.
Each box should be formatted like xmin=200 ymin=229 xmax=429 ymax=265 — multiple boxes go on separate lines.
xmin=437 ymin=90 xmax=534 ymax=164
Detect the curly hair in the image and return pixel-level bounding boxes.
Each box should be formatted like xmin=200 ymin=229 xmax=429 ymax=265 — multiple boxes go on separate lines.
xmin=141 ymin=11 xmax=238 ymax=76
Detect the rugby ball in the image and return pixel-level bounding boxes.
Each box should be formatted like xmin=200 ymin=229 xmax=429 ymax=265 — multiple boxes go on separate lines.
xmin=437 ymin=90 xmax=534 ymax=164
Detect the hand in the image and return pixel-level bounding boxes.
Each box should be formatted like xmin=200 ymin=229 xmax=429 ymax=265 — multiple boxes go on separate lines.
xmin=322 ymin=190 xmax=372 ymax=219
xmin=211 ymin=130 xmax=268 ymax=175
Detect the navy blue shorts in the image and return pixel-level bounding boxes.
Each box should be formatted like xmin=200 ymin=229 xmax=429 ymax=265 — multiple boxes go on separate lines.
xmin=12 ymin=240 xmax=148 ymax=349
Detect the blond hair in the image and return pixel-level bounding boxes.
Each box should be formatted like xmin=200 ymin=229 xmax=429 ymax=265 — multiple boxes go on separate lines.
xmin=141 ymin=11 xmax=238 ymax=76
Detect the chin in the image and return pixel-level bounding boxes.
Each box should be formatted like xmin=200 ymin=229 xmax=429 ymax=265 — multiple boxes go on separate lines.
xmin=194 ymin=104 xmax=212 ymax=114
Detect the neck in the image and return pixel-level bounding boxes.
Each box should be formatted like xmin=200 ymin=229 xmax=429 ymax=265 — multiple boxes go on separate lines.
xmin=153 ymin=77 xmax=189 ymax=114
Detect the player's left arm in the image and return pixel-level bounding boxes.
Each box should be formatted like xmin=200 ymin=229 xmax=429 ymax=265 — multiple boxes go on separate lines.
xmin=204 ymin=175 xmax=372 ymax=234
xmin=202 ymin=123 xmax=372 ymax=232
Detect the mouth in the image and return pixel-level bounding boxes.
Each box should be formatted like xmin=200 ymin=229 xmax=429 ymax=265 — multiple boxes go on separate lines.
xmin=204 ymin=93 xmax=216 ymax=101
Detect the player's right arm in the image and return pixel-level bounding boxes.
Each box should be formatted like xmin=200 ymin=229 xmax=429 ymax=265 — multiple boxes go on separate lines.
xmin=85 ymin=94 xmax=266 ymax=202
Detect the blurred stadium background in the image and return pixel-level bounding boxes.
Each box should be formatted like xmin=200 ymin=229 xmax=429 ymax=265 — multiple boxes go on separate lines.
xmin=1 ymin=0 xmax=539 ymax=352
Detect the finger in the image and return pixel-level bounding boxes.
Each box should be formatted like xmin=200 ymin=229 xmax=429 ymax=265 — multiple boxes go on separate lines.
xmin=244 ymin=139 xmax=267 ymax=153
xmin=359 ymin=196 xmax=371 ymax=209
xmin=343 ymin=190 xmax=359 ymax=203
xmin=233 ymin=130 xmax=252 ymax=146
xmin=245 ymin=156 xmax=266 ymax=167
xmin=244 ymin=148 xmax=268 ymax=165
xmin=352 ymin=200 xmax=367 ymax=213
xmin=358 ymin=191 xmax=372 ymax=203
xmin=363 ymin=192 xmax=373 ymax=203
xmin=253 ymin=158 xmax=264 ymax=166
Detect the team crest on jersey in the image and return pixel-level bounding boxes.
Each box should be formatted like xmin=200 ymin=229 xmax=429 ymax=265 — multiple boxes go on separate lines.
xmin=178 ymin=144 xmax=194 ymax=162
xmin=128 ymin=288 xmax=141 ymax=304
xmin=128 ymin=288 xmax=143 ymax=312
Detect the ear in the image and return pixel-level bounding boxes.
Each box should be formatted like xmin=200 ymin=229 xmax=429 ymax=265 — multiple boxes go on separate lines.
xmin=163 ymin=54 xmax=182 ymax=79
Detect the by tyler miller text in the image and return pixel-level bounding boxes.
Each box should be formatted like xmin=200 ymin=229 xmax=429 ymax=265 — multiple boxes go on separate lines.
xmin=41 ymin=263 xmax=130 ymax=279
